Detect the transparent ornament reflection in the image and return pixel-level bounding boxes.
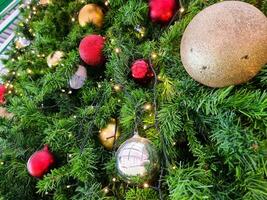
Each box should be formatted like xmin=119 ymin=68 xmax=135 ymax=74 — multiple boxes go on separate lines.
xmin=116 ymin=135 xmax=159 ymax=184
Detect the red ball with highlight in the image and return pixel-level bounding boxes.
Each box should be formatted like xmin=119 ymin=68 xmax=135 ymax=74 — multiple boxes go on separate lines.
xmin=131 ymin=59 xmax=154 ymax=83
xmin=149 ymin=0 xmax=177 ymax=24
xmin=27 ymin=145 xmax=55 ymax=178
xmin=79 ymin=35 xmax=105 ymax=66
xmin=0 ymin=84 xmax=6 ymax=104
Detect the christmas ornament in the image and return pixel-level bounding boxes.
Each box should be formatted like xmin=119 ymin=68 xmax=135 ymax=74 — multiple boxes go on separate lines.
xmin=39 ymin=0 xmax=51 ymax=5
xmin=47 ymin=51 xmax=64 ymax=68
xmin=134 ymin=25 xmax=147 ymax=39
xmin=131 ymin=59 xmax=154 ymax=83
xmin=116 ymin=134 xmax=160 ymax=184
xmin=15 ymin=37 xmax=31 ymax=49
xmin=149 ymin=0 xmax=177 ymax=24
xmin=79 ymin=35 xmax=105 ymax=66
xmin=0 ymin=107 xmax=13 ymax=119
xmin=0 ymin=84 xmax=6 ymax=105
xmin=99 ymin=118 xmax=120 ymax=150
xmin=69 ymin=65 xmax=87 ymax=90
xmin=78 ymin=4 xmax=104 ymax=28
xmin=27 ymin=145 xmax=55 ymax=178
xmin=180 ymin=1 xmax=267 ymax=88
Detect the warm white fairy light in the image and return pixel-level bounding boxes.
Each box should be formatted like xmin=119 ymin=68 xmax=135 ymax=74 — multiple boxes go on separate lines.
xmin=71 ymin=17 xmax=75 ymax=22
xmin=104 ymin=0 xmax=109 ymax=6
xmin=143 ymin=183 xmax=149 ymax=188
xmin=12 ymin=71 xmax=16 ymax=75
xmin=144 ymin=103 xmax=153 ymax=111
xmin=68 ymin=90 xmax=72 ymax=94
xmin=115 ymin=48 xmax=121 ymax=54
xmin=151 ymin=52 xmax=157 ymax=59
xmin=179 ymin=7 xmax=185 ymax=13
xmin=61 ymin=89 xmax=66 ymax=93
xmin=0 ymin=161 xmax=4 ymax=165
xmin=103 ymin=187 xmax=109 ymax=193
xmin=27 ymin=69 xmax=33 ymax=74
xmin=172 ymin=166 xmax=176 ymax=170
xmin=114 ymin=84 xmax=121 ymax=92
xmin=112 ymin=177 xmax=116 ymax=182
xmin=66 ymin=185 xmax=71 ymax=188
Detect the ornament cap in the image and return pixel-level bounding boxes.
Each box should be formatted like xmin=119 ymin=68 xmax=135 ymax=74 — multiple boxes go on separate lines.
xmin=43 ymin=144 xmax=49 ymax=151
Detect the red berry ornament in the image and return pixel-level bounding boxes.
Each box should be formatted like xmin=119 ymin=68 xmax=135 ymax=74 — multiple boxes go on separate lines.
xmin=0 ymin=84 xmax=7 ymax=105
xmin=79 ymin=35 xmax=105 ymax=66
xmin=131 ymin=60 xmax=154 ymax=83
xmin=149 ymin=0 xmax=177 ymax=24
xmin=27 ymin=145 xmax=55 ymax=178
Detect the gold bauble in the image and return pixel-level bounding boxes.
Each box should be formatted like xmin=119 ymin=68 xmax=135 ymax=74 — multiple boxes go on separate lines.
xmin=180 ymin=1 xmax=267 ymax=88
xmin=39 ymin=0 xmax=51 ymax=5
xmin=78 ymin=4 xmax=104 ymax=28
xmin=99 ymin=119 xmax=120 ymax=150
xmin=47 ymin=51 xmax=64 ymax=68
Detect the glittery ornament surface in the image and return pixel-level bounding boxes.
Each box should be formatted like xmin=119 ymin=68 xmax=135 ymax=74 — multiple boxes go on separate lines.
xmin=180 ymin=1 xmax=267 ymax=87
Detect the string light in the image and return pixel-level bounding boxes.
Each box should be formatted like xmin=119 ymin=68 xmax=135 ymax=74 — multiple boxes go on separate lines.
xmin=104 ymin=0 xmax=109 ymax=6
xmin=12 ymin=71 xmax=16 ymax=75
xmin=115 ymin=48 xmax=121 ymax=54
xmin=71 ymin=17 xmax=75 ymax=22
xmin=66 ymin=185 xmax=71 ymax=188
xmin=143 ymin=103 xmax=153 ymax=111
xmin=68 ymin=133 xmax=73 ymax=138
xmin=151 ymin=52 xmax=157 ymax=59
xmin=61 ymin=89 xmax=66 ymax=93
xmin=68 ymin=154 xmax=72 ymax=158
xmin=172 ymin=166 xmax=176 ymax=170
xmin=143 ymin=183 xmax=149 ymax=188
xmin=103 ymin=187 xmax=109 ymax=193
xmin=27 ymin=69 xmax=33 ymax=74
xmin=112 ymin=177 xmax=116 ymax=182
xmin=68 ymin=90 xmax=72 ymax=94
xmin=45 ymin=192 xmax=48 ymax=195
xmin=143 ymin=125 xmax=148 ymax=130
xmin=73 ymin=115 xmax=77 ymax=119
xmin=179 ymin=7 xmax=185 ymax=14
xmin=113 ymin=84 xmax=122 ymax=92
xmin=0 ymin=161 xmax=4 ymax=165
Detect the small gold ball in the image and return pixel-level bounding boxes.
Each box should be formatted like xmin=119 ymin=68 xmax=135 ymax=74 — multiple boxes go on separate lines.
xmin=99 ymin=119 xmax=120 ymax=150
xmin=78 ymin=4 xmax=104 ymax=28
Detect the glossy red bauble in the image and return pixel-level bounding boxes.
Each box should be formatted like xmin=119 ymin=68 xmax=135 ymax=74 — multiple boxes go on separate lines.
xmin=0 ymin=84 xmax=6 ymax=104
xmin=149 ymin=0 xmax=177 ymax=24
xmin=79 ymin=35 xmax=105 ymax=66
xmin=131 ymin=59 xmax=154 ymax=83
xmin=27 ymin=145 xmax=55 ymax=178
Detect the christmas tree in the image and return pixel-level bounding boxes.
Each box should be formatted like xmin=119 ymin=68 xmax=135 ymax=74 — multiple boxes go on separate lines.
xmin=0 ymin=0 xmax=267 ymax=199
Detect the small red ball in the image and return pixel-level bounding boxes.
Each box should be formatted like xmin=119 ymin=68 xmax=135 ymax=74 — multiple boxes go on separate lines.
xmin=27 ymin=145 xmax=55 ymax=178
xmin=0 ymin=84 xmax=6 ymax=105
xmin=131 ymin=60 xmax=154 ymax=83
xmin=79 ymin=35 xmax=105 ymax=66
xmin=149 ymin=0 xmax=177 ymax=24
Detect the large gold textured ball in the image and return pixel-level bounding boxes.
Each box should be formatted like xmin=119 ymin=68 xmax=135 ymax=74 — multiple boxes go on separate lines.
xmin=78 ymin=4 xmax=104 ymax=28
xmin=99 ymin=119 xmax=120 ymax=150
xmin=180 ymin=1 xmax=267 ymax=88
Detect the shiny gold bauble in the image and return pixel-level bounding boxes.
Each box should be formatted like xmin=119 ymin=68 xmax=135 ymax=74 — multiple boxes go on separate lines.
xmin=115 ymin=135 xmax=160 ymax=185
xmin=180 ymin=1 xmax=267 ymax=88
xmin=39 ymin=0 xmax=51 ymax=5
xmin=47 ymin=51 xmax=64 ymax=68
xmin=99 ymin=119 xmax=120 ymax=150
xmin=78 ymin=4 xmax=104 ymax=28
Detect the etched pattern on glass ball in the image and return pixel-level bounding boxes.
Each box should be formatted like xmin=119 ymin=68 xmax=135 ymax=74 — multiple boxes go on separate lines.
xmin=116 ymin=135 xmax=160 ymax=184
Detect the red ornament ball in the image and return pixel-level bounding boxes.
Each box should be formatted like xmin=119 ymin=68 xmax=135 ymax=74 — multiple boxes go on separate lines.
xmin=79 ymin=35 xmax=105 ymax=66
xmin=149 ymin=0 xmax=177 ymax=24
xmin=0 ymin=84 xmax=6 ymax=105
xmin=27 ymin=145 xmax=55 ymax=178
xmin=131 ymin=60 xmax=154 ymax=83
